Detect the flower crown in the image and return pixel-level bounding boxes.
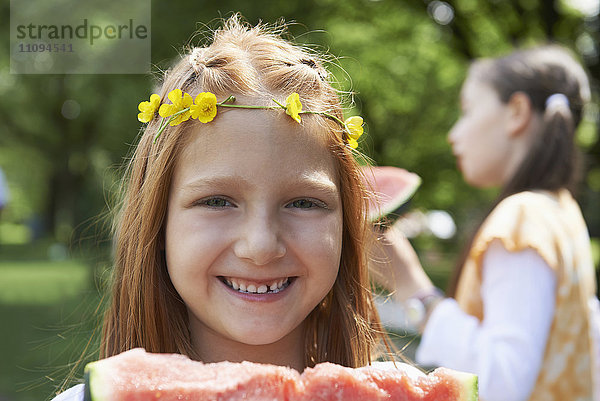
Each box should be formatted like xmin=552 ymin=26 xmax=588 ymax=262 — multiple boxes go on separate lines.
xmin=138 ymin=90 xmax=365 ymax=148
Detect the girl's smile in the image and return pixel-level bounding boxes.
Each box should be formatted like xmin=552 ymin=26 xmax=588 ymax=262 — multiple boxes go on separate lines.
xmin=220 ymin=275 xmax=292 ymax=294
xmin=219 ymin=277 xmax=293 ymax=294
xmin=218 ymin=275 xmax=295 ymax=302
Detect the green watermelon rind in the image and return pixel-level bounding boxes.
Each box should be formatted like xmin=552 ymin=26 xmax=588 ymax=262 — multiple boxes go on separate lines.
xmin=83 ymin=361 xmax=102 ymax=401
xmin=451 ymin=369 xmax=478 ymax=401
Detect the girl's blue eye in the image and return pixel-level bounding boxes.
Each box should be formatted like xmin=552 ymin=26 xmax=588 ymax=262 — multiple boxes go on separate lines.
xmin=288 ymin=199 xmax=324 ymax=209
xmin=200 ymin=198 xmax=231 ymax=208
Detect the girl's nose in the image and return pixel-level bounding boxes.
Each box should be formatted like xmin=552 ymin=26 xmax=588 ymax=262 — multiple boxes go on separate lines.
xmin=233 ymin=210 xmax=286 ymax=266
xmin=447 ymin=123 xmax=458 ymax=146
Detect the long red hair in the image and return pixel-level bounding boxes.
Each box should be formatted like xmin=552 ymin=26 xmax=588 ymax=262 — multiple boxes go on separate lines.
xmin=101 ymin=15 xmax=389 ymax=368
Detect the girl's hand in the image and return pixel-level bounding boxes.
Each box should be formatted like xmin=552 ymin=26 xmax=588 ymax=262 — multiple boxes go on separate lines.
xmin=369 ymin=223 xmax=435 ymax=302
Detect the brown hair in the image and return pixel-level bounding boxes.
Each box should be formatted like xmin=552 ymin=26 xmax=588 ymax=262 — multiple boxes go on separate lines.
xmin=448 ymin=45 xmax=591 ymax=296
xmin=101 ymin=15 xmax=388 ymax=368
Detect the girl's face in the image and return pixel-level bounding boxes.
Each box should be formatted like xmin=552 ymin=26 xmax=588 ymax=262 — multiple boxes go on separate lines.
xmin=165 ymin=101 xmax=343 ymax=366
xmin=447 ymin=75 xmax=514 ymax=188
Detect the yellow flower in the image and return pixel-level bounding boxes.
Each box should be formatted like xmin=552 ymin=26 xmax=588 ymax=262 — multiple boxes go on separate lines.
xmin=345 ymin=116 xmax=363 ymax=140
xmin=159 ymin=89 xmax=193 ymax=126
xmin=347 ymin=137 xmax=359 ymax=149
xmin=285 ymin=92 xmax=302 ymax=123
xmin=190 ymin=92 xmax=218 ymax=123
xmin=137 ymin=94 xmax=161 ymax=123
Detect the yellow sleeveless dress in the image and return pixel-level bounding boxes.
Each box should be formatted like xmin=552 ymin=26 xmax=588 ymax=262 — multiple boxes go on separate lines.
xmin=455 ymin=190 xmax=598 ymax=401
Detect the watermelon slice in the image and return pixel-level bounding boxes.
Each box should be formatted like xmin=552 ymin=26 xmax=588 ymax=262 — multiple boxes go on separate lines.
xmin=83 ymin=348 xmax=477 ymax=401
xmin=360 ymin=166 xmax=421 ymax=226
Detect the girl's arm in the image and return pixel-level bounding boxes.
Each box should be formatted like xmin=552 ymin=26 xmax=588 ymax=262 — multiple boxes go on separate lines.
xmin=369 ymin=225 xmax=435 ymax=302
xmin=416 ymin=239 xmax=556 ymax=401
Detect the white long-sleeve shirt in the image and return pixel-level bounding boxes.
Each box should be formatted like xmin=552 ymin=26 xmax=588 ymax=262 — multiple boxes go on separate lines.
xmin=416 ymin=240 xmax=557 ymax=401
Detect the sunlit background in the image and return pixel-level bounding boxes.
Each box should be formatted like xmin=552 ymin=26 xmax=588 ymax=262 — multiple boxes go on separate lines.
xmin=0 ymin=0 xmax=598 ymax=400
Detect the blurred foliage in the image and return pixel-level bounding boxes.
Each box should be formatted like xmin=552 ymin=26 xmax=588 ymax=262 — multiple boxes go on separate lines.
xmin=1 ymin=0 xmax=598 ymax=251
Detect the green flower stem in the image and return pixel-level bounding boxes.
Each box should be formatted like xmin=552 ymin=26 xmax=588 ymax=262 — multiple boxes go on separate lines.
xmin=218 ymin=104 xmax=281 ymax=110
xmin=153 ymin=101 xmax=284 ymax=143
xmin=219 ymin=95 xmax=236 ymax=104
xmin=218 ymin=97 xmax=284 ymax=110
xmin=219 ymin=98 xmax=346 ymax=132
xmin=271 ymin=99 xmax=287 ymax=109
xmin=153 ymin=108 xmax=191 ymax=143
xmin=154 ymin=120 xmax=169 ymax=143
xmin=300 ymin=111 xmax=347 ymax=129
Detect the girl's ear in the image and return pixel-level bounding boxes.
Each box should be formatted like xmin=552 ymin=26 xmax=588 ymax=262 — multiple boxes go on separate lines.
xmin=506 ymin=91 xmax=534 ymax=138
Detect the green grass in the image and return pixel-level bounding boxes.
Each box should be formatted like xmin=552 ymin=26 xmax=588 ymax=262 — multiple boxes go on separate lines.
xmin=0 ymin=245 xmax=103 ymax=401
xmin=0 ymin=261 xmax=90 ymax=304
xmin=0 ymin=222 xmax=31 ymax=245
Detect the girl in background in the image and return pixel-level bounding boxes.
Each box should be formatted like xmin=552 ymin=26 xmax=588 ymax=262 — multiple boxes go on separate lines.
xmin=373 ymin=45 xmax=599 ymax=401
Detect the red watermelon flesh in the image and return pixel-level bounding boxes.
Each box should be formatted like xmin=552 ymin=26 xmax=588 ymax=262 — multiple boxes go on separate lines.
xmin=299 ymin=363 xmax=387 ymax=401
xmin=85 ymin=349 xmax=299 ymax=401
xmin=360 ymin=166 xmax=421 ymax=223
xmin=84 ymin=349 xmax=477 ymax=401
xmin=360 ymin=365 xmax=477 ymax=401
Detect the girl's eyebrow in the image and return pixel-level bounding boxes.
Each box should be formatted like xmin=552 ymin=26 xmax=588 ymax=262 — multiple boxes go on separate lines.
xmin=290 ymin=175 xmax=340 ymax=197
xmin=178 ymin=174 xmax=339 ymax=195
xmin=179 ymin=175 xmax=247 ymax=190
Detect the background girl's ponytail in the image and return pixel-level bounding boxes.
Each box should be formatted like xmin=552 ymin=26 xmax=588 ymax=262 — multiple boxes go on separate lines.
xmin=500 ymin=91 xmax=580 ymax=200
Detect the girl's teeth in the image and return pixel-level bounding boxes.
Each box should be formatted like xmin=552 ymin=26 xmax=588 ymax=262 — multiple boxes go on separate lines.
xmin=224 ymin=277 xmax=290 ymax=293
